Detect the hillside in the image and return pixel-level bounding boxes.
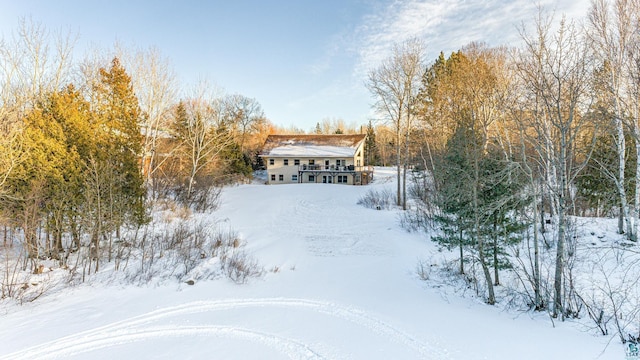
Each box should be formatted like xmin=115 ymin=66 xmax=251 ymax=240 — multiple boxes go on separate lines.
xmin=0 ymin=168 xmax=621 ymax=359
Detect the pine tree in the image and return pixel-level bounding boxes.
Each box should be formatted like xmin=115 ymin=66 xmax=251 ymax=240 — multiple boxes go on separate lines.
xmin=365 ymin=121 xmax=380 ymax=166
xmin=221 ymin=140 xmax=253 ymax=179
xmin=432 ymin=125 xmax=476 ymax=275
xmin=477 ymin=148 xmax=529 ymax=285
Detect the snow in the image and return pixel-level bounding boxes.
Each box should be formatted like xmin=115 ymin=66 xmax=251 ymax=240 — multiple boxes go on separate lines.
xmin=0 ymin=168 xmax=624 ymax=359
xmin=265 ymin=144 xmax=357 ymax=157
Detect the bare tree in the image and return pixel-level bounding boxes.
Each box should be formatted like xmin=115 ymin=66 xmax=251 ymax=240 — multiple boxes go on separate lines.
xmin=0 ymin=17 xmax=76 ymax=113
xmin=0 ymin=127 xmax=23 ymax=201
xmin=367 ymin=38 xmax=425 ymax=209
xmin=588 ymin=0 xmax=640 ymax=240
xmin=0 ymin=18 xmax=75 ymax=203
xmin=123 ymin=46 xmax=177 ymax=192
xmin=172 ymin=85 xmax=233 ymax=203
xmin=223 ymin=94 xmax=265 ymax=153
xmin=518 ymin=11 xmax=594 ymax=318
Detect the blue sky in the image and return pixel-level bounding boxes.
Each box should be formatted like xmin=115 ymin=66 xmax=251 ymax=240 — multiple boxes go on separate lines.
xmin=1 ymin=0 xmax=590 ymax=131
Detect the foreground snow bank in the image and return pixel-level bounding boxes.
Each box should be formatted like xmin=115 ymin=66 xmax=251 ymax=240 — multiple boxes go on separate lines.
xmin=0 ymin=168 xmax=623 ymax=359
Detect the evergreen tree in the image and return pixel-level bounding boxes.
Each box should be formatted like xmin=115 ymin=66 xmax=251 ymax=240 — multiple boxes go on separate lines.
xmin=432 ymin=125 xmax=477 ymax=275
xmin=92 ymin=57 xmax=147 ymax=235
xmin=477 ymin=148 xmax=529 ymax=285
xmin=221 ymin=139 xmax=253 ymax=179
xmin=12 ymin=97 xmax=80 ymax=262
xmin=41 ymin=86 xmax=93 ymax=255
xmin=576 ymin=130 xmax=636 ymax=218
xmin=433 ymin=125 xmax=529 ymax=290
xmin=365 ymin=121 xmax=380 ymax=166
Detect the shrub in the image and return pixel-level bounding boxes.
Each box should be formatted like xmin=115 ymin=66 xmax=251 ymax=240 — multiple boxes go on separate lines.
xmin=357 ymin=188 xmax=395 ymax=210
xmin=222 ymin=250 xmax=263 ymax=284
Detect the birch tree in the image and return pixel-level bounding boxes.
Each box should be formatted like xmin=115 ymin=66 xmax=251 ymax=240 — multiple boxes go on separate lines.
xmin=518 ymin=12 xmax=594 ymax=318
xmin=172 ymin=92 xmax=233 ymax=205
xmin=114 ymin=46 xmax=177 ymax=191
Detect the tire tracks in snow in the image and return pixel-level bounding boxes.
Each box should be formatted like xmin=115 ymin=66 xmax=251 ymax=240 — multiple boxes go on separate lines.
xmin=5 ymin=325 xmax=323 ymax=360
xmin=1 ymin=298 xmax=449 ymax=359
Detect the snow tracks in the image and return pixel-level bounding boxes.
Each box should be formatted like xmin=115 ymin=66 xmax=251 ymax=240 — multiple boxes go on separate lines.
xmin=1 ymin=298 xmax=449 ymax=360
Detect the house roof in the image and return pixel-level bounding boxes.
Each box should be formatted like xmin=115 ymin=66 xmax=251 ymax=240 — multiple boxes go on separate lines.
xmin=260 ymin=134 xmax=366 ymax=158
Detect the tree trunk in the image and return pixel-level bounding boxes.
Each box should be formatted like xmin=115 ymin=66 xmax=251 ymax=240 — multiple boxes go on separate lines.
xmin=614 ymin=116 xmax=631 ymax=236
xmin=619 ymin=205 xmax=625 ymax=235
xmin=632 ymin=135 xmax=640 ymax=242
xmin=402 ymin=164 xmax=407 ymax=210
xmin=478 ymin=236 xmax=495 ymax=305
xmin=540 ymin=179 xmax=546 ymax=233
xmin=493 ymin=214 xmax=500 ymax=286
xmin=533 ymin=200 xmax=542 ymax=310
xmin=553 ymin=137 xmax=567 ymax=318
xmin=403 ymin=129 xmax=409 ymax=210
xmin=459 ymin=227 xmax=465 ymax=275
xmin=396 ymin=128 xmax=402 ymax=207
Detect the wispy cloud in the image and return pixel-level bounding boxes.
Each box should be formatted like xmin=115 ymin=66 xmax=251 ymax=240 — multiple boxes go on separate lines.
xmin=352 ymin=0 xmax=591 ymax=76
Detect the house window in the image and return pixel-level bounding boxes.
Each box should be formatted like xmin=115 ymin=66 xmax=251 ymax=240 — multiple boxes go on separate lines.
xmin=309 ymin=159 xmax=315 ymax=165
xmin=269 ymin=158 xmax=274 ymax=166
xmin=336 ymin=159 xmax=345 ymax=166
xmin=292 ymin=174 xmax=298 ymax=181
xmin=294 ymin=159 xmax=300 ymax=166
xmin=308 ymin=175 xmax=315 ymax=182
xmin=284 ymin=159 xmax=289 ymax=166
xmin=337 ymin=175 xmax=348 ymax=183
xmin=279 ymin=174 xmax=284 ymax=181
xmin=271 ymin=174 xmax=276 ymax=181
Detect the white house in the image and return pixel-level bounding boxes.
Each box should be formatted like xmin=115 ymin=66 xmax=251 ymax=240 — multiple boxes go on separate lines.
xmin=259 ymin=134 xmax=373 ymax=185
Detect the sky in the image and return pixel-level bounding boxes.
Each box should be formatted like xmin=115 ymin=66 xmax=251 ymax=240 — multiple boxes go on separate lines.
xmin=0 ymin=0 xmax=591 ymax=131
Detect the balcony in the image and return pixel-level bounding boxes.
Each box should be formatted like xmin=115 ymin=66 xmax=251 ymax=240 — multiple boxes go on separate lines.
xmin=299 ymin=164 xmax=373 ymax=173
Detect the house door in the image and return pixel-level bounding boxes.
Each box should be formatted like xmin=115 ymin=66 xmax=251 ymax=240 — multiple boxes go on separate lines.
xmin=322 ymin=175 xmax=332 ymax=183
xmin=324 ymin=159 xmax=330 ymax=170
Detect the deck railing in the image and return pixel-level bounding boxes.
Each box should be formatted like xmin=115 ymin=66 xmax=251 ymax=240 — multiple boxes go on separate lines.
xmin=299 ymin=164 xmax=373 ymax=172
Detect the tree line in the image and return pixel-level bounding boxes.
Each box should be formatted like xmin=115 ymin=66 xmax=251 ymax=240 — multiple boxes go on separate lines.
xmin=0 ymin=19 xmax=275 ymax=286
xmin=366 ymin=0 xmax=640 ymax=330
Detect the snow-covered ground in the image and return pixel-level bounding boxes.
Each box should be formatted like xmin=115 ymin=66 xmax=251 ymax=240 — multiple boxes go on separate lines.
xmin=0 ymin=168 xmax=623 ymax=359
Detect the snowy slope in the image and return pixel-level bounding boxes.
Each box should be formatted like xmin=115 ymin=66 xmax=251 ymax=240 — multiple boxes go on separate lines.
xmin=0 ymin=168 xmax=621 ymax=359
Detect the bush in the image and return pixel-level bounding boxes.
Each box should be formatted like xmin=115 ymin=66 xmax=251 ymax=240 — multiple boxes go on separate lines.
xmin=222 ymin=250 xmax=263 ymax=284
xmin=113 ymin=216 xmax=262 ymax=285
xmin=357 ymin=188 xmax=395 ymax=210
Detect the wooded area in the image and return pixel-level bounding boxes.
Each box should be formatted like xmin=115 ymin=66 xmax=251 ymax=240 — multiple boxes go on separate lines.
xmin=364 ymin=1 xmax=640 ymax=331
xmin=0 ymin=19 xmax=276 ymax=292
xmin=2 ymin=1 xmax=640 ymax=344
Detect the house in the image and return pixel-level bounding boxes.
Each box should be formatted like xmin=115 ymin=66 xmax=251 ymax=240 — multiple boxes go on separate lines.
xmin=259 ymin=134 xmax=374 ymax=185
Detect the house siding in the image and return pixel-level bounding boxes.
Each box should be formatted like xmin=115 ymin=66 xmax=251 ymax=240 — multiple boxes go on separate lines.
xmin=260 ymin=134 xmax=372 ymax=185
